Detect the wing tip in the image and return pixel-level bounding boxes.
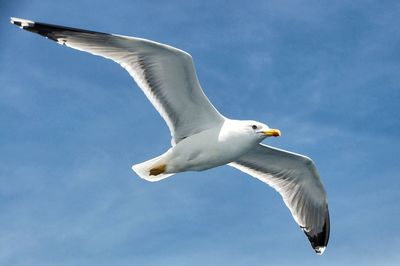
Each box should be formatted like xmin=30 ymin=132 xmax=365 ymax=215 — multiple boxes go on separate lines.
xmin=303 ymin=206 xmax=330 ymax=255
xmin=314 ymin=245 xmax=327 ymax=255
xmin=10 ymin=17 xmax=113 ymax=44
xmin=10 ymin=17 xmax=64 ymax=43
xmin=10 ymin=17 xmax=35 ymax=29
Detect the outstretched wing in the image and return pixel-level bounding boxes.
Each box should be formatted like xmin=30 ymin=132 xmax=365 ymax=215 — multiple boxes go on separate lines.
xmin=11 ymin=17 xmax=224 ymax=145
xmin=229 ymin=144 xmax=330 ymax=254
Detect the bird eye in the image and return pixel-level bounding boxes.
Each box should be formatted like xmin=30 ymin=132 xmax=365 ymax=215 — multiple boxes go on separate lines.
xmin=252 ymin=125 xmax=257 ymax=130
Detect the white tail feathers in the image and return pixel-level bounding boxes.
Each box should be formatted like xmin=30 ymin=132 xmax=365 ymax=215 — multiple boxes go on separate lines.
xmin=132 ymin=155 xmax=174 ymax=182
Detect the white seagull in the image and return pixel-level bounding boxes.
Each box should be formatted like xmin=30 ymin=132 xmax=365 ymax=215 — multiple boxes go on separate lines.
xmin=11 ymin=17 xmax=330 ymax=254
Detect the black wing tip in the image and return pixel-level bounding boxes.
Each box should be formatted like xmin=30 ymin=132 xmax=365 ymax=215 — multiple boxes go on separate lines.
xmin=10 ymin=17 xmax=112 ymax=43
xmin=303 ymin=207 xmax=330 ymax=255
xmin=10 ymin=17 xmax=34 ymax=28
xmin=11 ymin=17 xmax=60 ymax=42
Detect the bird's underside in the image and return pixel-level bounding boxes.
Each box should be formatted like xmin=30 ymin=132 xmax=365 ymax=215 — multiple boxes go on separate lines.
xmin=10 ymin=17 xmax=330 ymax=254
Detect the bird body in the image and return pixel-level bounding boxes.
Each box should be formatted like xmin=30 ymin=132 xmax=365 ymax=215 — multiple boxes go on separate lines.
xmin=11 ymin=17 xmax=330 ymax=254
xmin=134 ymin=119 xmax=276 ymax=181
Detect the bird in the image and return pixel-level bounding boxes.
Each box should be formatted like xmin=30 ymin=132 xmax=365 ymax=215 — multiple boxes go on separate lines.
xmin=11 ymin=17 xmax=330 ymax=254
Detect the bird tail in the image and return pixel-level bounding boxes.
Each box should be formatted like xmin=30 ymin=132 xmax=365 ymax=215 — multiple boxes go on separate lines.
xmin=132 ymin=154 xmax=175 ymax=182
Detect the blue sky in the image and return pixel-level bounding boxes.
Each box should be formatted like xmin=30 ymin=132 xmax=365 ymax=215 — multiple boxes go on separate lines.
xmin=1 ymin=0 xmax=400 ymax=265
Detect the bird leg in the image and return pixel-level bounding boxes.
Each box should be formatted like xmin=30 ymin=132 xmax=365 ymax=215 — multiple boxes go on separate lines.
xmin=149 ymin=164 xmax=166 ymax=176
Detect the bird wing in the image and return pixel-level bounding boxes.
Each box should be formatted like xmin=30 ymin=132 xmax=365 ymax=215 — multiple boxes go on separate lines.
xmin=11 ymin=17 xmax=224 ymax=145
xmin=228 ymin=144 xmax=330 ymax=254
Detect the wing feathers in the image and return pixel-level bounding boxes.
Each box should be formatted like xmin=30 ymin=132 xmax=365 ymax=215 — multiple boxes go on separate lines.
xmin=229 ymin=144 xmax=330 ymax=254
xmin=11 ymin=17 xmax=224 ymax=144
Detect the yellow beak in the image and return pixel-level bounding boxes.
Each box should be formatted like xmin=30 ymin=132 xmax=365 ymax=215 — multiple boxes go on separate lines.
xmin=262 ymin=129 xmax=281 ymax=137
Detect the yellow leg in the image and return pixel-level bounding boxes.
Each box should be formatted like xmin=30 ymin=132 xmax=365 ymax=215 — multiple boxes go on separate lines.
xmin=149 ymin=164 xmax=167 ymax=176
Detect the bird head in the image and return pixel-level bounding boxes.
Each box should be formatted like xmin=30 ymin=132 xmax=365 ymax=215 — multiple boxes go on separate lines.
xmin=243 ymin=120 xmax=281 ymax=141
xmin=223 ymin=119 xmax=281 ymax=143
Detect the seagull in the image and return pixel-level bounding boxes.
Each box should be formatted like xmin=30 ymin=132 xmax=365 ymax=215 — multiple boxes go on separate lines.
xmin=11 ymin=17 xmax=330 ymax=254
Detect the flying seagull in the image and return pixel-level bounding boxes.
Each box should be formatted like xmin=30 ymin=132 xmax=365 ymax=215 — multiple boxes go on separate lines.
xmin=11 ymin=17 xmax=330 ymax=254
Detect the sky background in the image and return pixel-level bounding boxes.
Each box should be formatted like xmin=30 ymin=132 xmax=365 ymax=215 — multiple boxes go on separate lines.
xmin=1 ymin=0 xmax=400 ymax=265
